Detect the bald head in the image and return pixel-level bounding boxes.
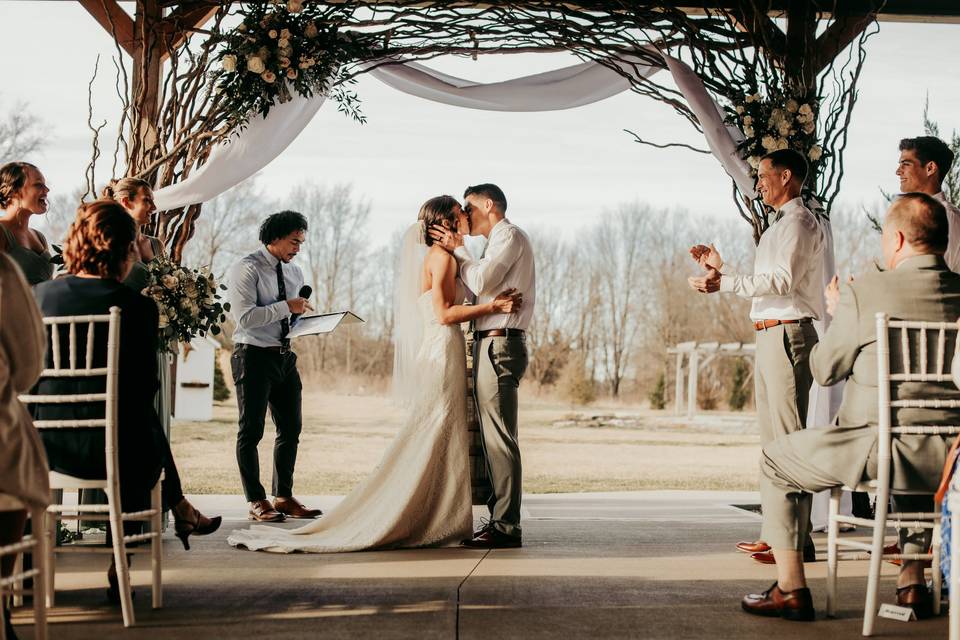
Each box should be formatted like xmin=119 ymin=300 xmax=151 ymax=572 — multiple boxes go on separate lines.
xmin=882 ymin=192 xmax=949 ymax=268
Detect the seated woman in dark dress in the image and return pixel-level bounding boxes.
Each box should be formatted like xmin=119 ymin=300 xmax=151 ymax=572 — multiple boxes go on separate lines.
xmin=31 ymin=200 xmax=220 ymax=594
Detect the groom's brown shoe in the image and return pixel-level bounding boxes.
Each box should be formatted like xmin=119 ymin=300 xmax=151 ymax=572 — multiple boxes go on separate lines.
xmin=274 ymin=496 xmax=322 ymax=519
xmin=249 ymin=499 xmax=285 ymax=522
xmin=741 ymin=582 xmax=815 ymax=621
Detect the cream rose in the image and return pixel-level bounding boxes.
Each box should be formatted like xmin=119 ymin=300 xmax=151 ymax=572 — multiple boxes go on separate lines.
xmin=305 ymin=22 xmax=318 ymax=38
xmin=743 ymin=126 xmax=755 ymax=137
xmin=287 ymin=1 xmax=303 ymax=14
xmin=247 ymin=56 xmax=266 ymax=74
xmin=161 ymin=274 xmax=178 ymax=290
xmin=158 ymin=314 xmax=169 ymax=329
xmin=761 ymin=135 xmax=777 ymax=151
xmin=808 ymin=145 xmax=823 ymax=161
xmin=262 ymin=70 xmax=277 ymax=83
xmin=786 ymin=99 xmax=799 ymax=113
xmin=286 ymin=68 xmax=298 ymax=80
xmin=279 ymin=57 xmax=291 ymax=69
xmin=278 ymin=38 xmax=289 ymax=49
xmin=775 ymin=137 xmax=789 ymax=150
xmin=735 ymin=105 xmax=745 ymax=114
xmin=268 ymin=29 xmax=278 ymax=39
xmin=221 ymin=54 xmax=237 ymax=73
xmin=747 ymin=155 xmax=761 ymax=169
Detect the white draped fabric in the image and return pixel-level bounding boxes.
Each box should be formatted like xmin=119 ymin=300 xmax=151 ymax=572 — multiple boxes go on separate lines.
xmin=154 ymin=52 xmax=755 ymax=210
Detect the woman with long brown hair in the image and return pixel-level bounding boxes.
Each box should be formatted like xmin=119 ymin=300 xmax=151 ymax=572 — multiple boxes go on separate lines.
xmin=102 ymin=177 xmax=162 ymax=293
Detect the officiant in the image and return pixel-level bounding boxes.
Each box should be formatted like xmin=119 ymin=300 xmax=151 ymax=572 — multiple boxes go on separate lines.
xmin=226 ymin=210 xmax=323 ymax=523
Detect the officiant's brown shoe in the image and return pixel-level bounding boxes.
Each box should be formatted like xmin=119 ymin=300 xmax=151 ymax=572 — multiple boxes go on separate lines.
xmin=249 ymin=499 xmax=285 ymax=522
xmin=274 ymin=496 xmax=322 ymax=519
xmin=741 ymin=582 xmax=815 ymax=621
xmin=736 ymin=540 xmax=770 ymax=554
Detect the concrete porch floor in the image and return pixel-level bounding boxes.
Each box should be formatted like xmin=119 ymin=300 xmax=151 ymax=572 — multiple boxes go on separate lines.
xmin=9 ymin=491 xmax=949 ymax=639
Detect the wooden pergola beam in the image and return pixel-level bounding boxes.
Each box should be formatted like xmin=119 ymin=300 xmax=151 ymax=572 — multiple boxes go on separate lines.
xmin=159 ymin=1 xmax=220 ymax=59
xmin=78 ymin=0 xmax=135 ymax=55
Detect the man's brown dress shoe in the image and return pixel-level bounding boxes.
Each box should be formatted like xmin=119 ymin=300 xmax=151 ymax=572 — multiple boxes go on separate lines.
xmin=750 ymin=545 xmax=817 ymax=565
xmin=249 ymin=499 xmax=285 ymax=522
xmin=742 ymin=582 xmax=815 ymax=621
xmin=461 ymin=526 xmax=521 ymax=549
xmin=736 ymin=540 xmax=771 ymax=554
xmin=896 ymin=583 xmax=934 ymax=619
xmin=274 ymin=496 xmax=322 ymax=519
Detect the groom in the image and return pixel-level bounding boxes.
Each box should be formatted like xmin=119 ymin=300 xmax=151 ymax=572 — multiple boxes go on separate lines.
xmin=431 ymin=184 xmax=536 ymax=548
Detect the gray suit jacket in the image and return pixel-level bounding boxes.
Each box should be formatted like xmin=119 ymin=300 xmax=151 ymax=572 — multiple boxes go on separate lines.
xmin=808 ymin=253 xmax=960 ymax=491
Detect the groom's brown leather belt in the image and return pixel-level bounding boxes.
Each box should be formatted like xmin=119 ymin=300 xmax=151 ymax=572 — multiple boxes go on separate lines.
xmin=475 ymin=328 xmax=525 ymax=340
xmin=753 ymin=318 xmax=813 ymax=331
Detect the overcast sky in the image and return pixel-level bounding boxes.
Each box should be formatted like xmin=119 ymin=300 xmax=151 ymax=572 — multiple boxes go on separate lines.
xmin=2 ymin=2 xmax=959 ymax=246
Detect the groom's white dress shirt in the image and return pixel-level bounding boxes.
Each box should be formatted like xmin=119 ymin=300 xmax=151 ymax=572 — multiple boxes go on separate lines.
xmin=454 ymin=218 xmax=536 ymax=331
xmin=719 ymin=196 xmax=825 ymax=322
xmin=933 ymin=191 xmax=960 ymax=273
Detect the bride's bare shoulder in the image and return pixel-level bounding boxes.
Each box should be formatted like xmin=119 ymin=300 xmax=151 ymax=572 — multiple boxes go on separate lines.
xmin=426 ymin=245 xmax=455 ymax=267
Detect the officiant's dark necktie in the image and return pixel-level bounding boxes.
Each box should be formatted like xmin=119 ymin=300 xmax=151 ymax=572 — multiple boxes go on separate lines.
xmin=276 ymin=261 xmax=290 ymax=350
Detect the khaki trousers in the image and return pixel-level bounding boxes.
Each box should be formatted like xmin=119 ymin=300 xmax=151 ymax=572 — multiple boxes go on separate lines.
xmin=754 ymin=323 xmax=818 ymax=546
xmin=474 ymin=335 xmax=528 ymax=537
xmin=760 ymin=425 xmax=934 ymax=554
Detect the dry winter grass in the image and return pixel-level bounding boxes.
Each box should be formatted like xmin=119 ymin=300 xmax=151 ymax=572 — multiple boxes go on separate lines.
xmin=170 ymin=387 xmax=762 ymax=496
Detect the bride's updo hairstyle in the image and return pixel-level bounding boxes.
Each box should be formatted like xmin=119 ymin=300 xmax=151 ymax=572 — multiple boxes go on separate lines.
xmin=63 ymin=199 xmax=137 ymax=279
xmin=418 ymin=195 xmax=459 ymax=247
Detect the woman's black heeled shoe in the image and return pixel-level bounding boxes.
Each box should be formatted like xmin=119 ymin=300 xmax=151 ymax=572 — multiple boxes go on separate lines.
xmin=173 ymin=501 xmax=222 ymax=551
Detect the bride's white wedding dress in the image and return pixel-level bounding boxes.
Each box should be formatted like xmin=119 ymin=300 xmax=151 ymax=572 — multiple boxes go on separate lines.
xmin=227 ymin=286 xmax=473 ymax=553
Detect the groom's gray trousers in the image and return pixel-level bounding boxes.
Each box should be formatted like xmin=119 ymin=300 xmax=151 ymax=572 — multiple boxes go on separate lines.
xmin=474 ymin=334 xmax=529 ymax=537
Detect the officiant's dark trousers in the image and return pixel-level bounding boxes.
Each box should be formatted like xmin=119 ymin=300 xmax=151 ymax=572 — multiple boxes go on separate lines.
xmin=232 ymin=344 xmax=303 ymax=502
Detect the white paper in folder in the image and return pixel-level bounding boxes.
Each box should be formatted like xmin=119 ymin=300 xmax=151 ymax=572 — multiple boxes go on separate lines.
xmin=288 ymin=311 xmax=364 ymax=338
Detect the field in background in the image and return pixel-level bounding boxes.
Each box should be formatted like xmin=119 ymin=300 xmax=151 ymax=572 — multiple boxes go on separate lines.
xmin=170 ymin=388 xmax=761 ymax=496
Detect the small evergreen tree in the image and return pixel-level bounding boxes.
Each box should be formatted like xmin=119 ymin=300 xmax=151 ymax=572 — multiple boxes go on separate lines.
xmin=213 ymin=356 xmax=231 ymax=402
xmin=648 ymin=371 xmax=667 ymax=410
xmin=728 ymin=359 xmax=751 ymax=411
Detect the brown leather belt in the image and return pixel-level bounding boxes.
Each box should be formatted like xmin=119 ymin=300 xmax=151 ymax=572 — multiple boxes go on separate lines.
xmin=753 ymin=318 xmax=813 ymax=332
xmin=475 ymin=328 xmax=525 ymax=340
xmin=242 ymin=344 xmax=292 ymax=355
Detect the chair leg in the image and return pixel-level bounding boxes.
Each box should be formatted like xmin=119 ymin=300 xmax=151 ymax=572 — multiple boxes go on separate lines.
xmin=44 ymin=508 xmax=55 ymax=609
xmin=31 ymin=508 xmax=47 ymax=640
xmin=11 ymin=554 xmax=23 ymax=609
xmin=827 ymin=487 xmax=841 ymax=618
xmin=107 ymin=497 xmax=135 ymax=628
xmin=933 ymin=520 xmax=943 ymax=617
xmin=0 ymin=595 xmax=7 ymax=640
xmin=862 ymin=496 xmax=889 ymax=637
xmin=151 ymin=482 xmax=162 ymax=610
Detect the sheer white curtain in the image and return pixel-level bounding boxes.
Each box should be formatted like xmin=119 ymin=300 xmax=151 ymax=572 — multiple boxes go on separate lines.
xmin=154 ymin=52 xmax=755 ymax=209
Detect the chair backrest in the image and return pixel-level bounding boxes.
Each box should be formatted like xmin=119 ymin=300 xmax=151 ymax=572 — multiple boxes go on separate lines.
xmin=19 ymin=307 xmax=122 ymax=482
xmin=875 ymin=312 xmax=960 ymax=461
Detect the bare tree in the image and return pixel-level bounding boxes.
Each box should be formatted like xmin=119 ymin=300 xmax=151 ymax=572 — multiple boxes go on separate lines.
xmin=36 ymin=187 xmax=87 ymax=249
xmin=182 ymin=178 xmax=269 ymax=277
xmin=0 ymin=95 xmax=46 ymax=159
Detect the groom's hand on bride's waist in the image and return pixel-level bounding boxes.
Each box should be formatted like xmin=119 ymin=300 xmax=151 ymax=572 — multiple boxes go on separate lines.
xmin=429 ymin=225 xmax=464 ymax=252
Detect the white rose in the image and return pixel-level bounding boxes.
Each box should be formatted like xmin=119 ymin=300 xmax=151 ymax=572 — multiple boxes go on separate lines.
xmin=166 ymin=307 xmax=178 ymax=320
xmin=237 ymin=23 xmax=248 ymax=33
xmin=747 ymin=155 xmax=761 ymax=169
xmin=286 ymin=68 xmax=298 ymax=80
xmin=221 ymin=54 xmax=237 ymax=73
xmin=761 ymin=135 xmax=777 ymax=151
xmin=742 ymin=115 xmax=753 ymax=126
xmin=161 ymin=274 xmax=178 ymax=290
xmin=262 ymin=70 xmax=277 ymax=83
xmin=745 ymin=94 xmax=755 ymax=103
xmin=777 ymin=122 xmax=791 ymax=137
xmin=247 ymin=56 xmax=266 ymax=74
xmin=287 ymin=1 xmax=303 ymax=14
xmin=802 ymin=121 xmax=815 ymax=135
xmin=278 ymin=38 xmax=289 ymax=49
xmin=786 ymin=99 xmax=799 ymax=113
xmin=735 ymin=105 xmax=745 ymax=114
xmin=799 ymin=103 xmax=813 ymax=116
xmin=158 ymin=314 xmax=169 ymax=329
xmin=808 ymin=145 xmax=823 ymax=161
xmin=776 ymin=137 xmax=789 ymax=150
xmin=743 ymin=126 xmax=755 ymax=137
xmin=279 ymin=57 xmax=291 ymax=68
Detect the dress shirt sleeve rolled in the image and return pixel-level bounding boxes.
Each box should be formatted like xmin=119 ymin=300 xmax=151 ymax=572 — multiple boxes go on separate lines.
xmin=228 ymin=261 xmax=290 ymax=331
xmin=809 ymin=282 xmax=860 ymax=386
xmin=719 ymin=217 xmax=814 ymax=299
xmin=458 ymin=228 xmax=523 ymax=296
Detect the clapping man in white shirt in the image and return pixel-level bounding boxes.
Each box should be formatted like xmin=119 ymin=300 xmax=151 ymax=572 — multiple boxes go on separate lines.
xmin=429 ymin=183 xmax=536 ymax=549
xmin=896 ymin=136 xmax=960 ymax=271
xmin=688 ymin=149 xmax=825 ymax=564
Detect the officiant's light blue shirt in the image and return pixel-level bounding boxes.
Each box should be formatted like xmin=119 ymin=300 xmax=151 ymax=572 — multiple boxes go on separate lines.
xmin=227 ymin=246 xmax=305 ymax=348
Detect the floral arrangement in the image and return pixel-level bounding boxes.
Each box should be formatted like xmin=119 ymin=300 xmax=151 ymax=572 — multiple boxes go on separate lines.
xmin=213 ymin=0 xmax=374 ymax=125
xmin=143 ymin=256 xmax=230 ymax=354
xmin=727 ymin=90 xmax=824 ymax=178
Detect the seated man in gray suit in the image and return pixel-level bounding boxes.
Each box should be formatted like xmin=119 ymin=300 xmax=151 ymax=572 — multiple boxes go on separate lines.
xmin=741 ymin=192 xmax=960 ymax=621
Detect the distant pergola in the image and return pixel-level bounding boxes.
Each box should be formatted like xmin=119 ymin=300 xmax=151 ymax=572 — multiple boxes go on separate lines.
xmin=35 ymin=1 xmax=960 ymax=258
xmin=668 ymin=340 xmax=755 ymax=419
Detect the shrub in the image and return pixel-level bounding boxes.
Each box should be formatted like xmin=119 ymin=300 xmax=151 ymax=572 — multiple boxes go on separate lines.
xmin=213 ymin=356 xmax=231 ymax=402
xmin=648 ymin=371 xmax=667 ymax=410
xmin=558 ymin=355 xmax=596 ymax=406
xmin=728 ymin=358 xmax=751 ymax=411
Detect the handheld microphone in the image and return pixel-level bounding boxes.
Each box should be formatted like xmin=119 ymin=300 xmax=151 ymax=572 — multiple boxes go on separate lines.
xmin=292 ymin=285 xmax=312 ymax=323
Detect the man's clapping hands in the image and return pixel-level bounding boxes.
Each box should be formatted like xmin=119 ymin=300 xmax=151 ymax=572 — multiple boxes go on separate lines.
xmin=687 ymin=243 xmax=723 ymax=294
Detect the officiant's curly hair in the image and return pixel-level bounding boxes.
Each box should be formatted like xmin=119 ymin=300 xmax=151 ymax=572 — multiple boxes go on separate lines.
xmin=259 ymin=210 xmax=308 ymax=245
xmin=63 ymin=200 xmax=137 ymax=279
xmin=419 ymin=195 xmax=459 ymax=247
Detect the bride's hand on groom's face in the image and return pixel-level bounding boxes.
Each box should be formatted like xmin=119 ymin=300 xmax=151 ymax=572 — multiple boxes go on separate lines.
xmin=428 ymin=225 xmax=463 ymax=252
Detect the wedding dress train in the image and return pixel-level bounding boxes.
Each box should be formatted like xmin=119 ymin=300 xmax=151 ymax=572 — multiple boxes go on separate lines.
xmin=227 ymin=291 xmax=473 ymax=553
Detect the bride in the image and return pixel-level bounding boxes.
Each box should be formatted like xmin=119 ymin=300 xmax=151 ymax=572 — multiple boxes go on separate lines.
xmin=227 ymin=195 xmax=522 ymax=553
